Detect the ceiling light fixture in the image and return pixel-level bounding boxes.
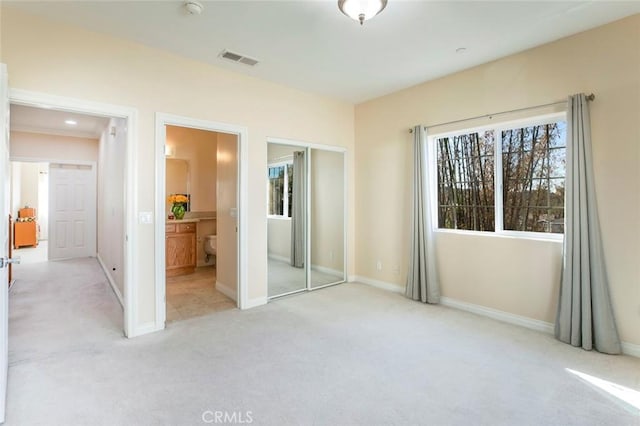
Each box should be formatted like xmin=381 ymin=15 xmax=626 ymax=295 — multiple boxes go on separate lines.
xmin=184 ymin=1 xmax=203 ymax=15
xmin=338 ymin=0 xmax=387 ymax=26
xmin=64 ymin=119 xmax=77 ymax=126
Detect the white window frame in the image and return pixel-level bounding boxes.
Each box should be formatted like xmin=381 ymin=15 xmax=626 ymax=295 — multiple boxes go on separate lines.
xmin=267 ymin=160 xmax=293 ymax=220
xmin=429 ymin=112 xmax=566 ymax=241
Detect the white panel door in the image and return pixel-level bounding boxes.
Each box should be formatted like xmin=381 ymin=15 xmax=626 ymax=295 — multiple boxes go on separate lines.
xmin=0 ymin=63 xmax=11 ymax=423
xmin=49 ymin=164 xmax=97 ymax=260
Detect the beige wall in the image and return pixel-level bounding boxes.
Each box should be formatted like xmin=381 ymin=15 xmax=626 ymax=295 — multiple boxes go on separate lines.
xmin=1 ymin=7 xmax=355 ymax=329
xmin=97 ymin=118 xmax=126 ymax=297
xmin=11 ymin=161 xmax=48 ymax=239
xmin=10 ymin=131 xmax=98 ymax=162
xmin=267 ymin=219 xmax=291 ymax=261
xmin=165 ymin=125 xmax=217 ymax=215
xmin=165 ymin=159 xmax=189 ymax=205
xmin=17 ymin=162 xmax=38 ymax=216
xmin=10 ymin=162 xmax=21 ymax=219
xmin=354 ymin=15 xmax=640 ymax=346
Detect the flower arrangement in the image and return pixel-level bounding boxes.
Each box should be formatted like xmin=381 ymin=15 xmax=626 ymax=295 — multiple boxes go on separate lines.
xmin=168 ymin=194 xmax=189 ymax=220
xmin=168 ymin=194 xmax=189 ymax=204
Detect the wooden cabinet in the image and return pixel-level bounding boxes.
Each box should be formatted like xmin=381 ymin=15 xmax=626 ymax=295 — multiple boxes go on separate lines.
xmin=14 ymin=207 xmax=38 ymax=249
xmin=166 ymin=222 xmax=196 ymax=277
xmin=14 ymin=221 xmax=38 ymax=249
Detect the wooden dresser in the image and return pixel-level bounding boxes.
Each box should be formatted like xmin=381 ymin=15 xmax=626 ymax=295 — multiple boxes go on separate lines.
xmin=14 ymin=207 xmax=38 ymax=249
xmin=166 ymin=222 xmax=196 ymax=277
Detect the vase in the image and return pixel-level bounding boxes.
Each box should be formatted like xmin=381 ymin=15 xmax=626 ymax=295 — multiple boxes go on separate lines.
xmin=172 ymin=204 xmax=186 ymax=220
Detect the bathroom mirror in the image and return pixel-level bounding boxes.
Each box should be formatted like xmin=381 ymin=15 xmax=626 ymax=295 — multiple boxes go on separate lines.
xmin=309 ymin=148 xmax=345 ymax=288
xmin=166 ymin=158 xmax=190 ymax=212
xmin=267 ymin=143 xmax=307 ymax=297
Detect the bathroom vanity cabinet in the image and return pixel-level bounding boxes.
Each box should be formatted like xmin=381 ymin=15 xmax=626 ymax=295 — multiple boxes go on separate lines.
xmin=166 ymin=222 xmax=196 ymax=277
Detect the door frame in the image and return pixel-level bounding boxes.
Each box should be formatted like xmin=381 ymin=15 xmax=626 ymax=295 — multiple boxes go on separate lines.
xmin=154 ymin=113 xmax=249 ymax=329
xmin=9 ymin=89 xmax=138 ymax=338
xmin=0 ymin=63 xmax=9 ymax=424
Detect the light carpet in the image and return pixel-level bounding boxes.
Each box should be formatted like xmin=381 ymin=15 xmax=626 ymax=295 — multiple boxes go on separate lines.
xmin=6 ymin=258 xmax=640 ymax=425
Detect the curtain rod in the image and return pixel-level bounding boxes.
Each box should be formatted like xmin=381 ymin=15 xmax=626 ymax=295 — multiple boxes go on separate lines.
xmin=409 ymin=93 xmax=595 ymax=133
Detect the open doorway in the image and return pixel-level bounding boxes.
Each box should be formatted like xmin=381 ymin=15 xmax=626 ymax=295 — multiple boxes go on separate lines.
xmin=7 ymin=100 xmax=133 ymax=336
xmin=155 ymin=113 xmax=248 ymax=329
xmin=163 ymin=125 xmax=237 ymax=322
xmin=10 ymin=161 xmax=49 ymax=264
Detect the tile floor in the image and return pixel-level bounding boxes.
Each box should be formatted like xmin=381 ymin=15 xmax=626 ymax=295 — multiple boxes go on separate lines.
xmin=166 ymin=266 xmax=236 ymax=322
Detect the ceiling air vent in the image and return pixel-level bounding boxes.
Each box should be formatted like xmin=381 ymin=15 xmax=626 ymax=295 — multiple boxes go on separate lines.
xmin=219 ymin=50 xmax=259 ymax=67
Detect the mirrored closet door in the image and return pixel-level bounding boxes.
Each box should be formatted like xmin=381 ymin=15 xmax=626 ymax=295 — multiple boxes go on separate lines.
xmin=309 ymin=148 xmax=345 ymax=288
xmin=267 ymin=143 xmax=308 ymax=297
xmin=267 ymin=141 xmax=346 ymax=299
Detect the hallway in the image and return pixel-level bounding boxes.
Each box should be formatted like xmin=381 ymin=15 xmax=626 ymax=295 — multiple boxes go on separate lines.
xmin=7 ymin=258 xmax=124 ymax=423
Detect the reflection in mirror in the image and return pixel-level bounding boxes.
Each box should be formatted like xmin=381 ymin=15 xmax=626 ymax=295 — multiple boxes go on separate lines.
xmin=166 ymin=158 xmax=191 ymax=212
xmin=267 ymin=143 xmax=307 ymax=297
xmin=310 ymin=149 xmax=345 ymax=288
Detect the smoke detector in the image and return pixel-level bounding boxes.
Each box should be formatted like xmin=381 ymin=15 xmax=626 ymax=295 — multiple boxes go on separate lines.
xmin=184 ymin=1 xmax=204 ymax=15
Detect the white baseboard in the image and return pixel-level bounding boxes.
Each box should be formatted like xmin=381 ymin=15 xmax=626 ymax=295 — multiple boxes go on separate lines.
xmin=97 ymin=254 xmax=124 ymax=308
xmin=621 ymin=342 xmax=640 ymax=358
xmin=243 ymin=297 xmax=267 ymax=310
xmin=351 ymin=275 xmax=404 ymax=294
xmin=355 ymin=276 xmax=639 ymax=358
xmin=310 ymin=264 xmax=343 ymax=277
xmin=440 ymin=296 xmax=555 ymax=334
xmin=216 ymin=280 xmax=237 ymax=302
xmin=130 ymin=321 xmax=163 ymax=338
xmin=268 ymin=254 xmax=289 ymax=263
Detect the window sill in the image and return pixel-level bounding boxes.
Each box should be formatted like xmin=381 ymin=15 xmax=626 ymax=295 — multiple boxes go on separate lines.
xmin=434 ymin=228 xmax=564 ymax=243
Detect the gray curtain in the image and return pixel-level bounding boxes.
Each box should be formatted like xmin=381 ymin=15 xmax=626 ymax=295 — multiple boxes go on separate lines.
xmin=406 ymin=125 xmax=440 ymax=303
xmin=290 ymin=151 xmax=306 ymax=268
xmin=555 ymin=93 xmax=621 ymax=354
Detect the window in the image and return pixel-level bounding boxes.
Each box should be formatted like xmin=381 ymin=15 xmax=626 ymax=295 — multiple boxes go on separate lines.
xmin=268 ymin=162 xmax=293 ymax=217
xmin=437 ymin=130 xmax=496 ymax=231
xmin=434 ymin=115 xmax=566 ymax=235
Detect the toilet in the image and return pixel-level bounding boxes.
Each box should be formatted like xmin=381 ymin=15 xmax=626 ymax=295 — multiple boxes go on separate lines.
xmin=204 ymin=234 xmax=217 ymax=264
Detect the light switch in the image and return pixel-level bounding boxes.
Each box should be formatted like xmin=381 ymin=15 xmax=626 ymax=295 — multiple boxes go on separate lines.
xmin=139 ymin=211 xmax=153 ymax=224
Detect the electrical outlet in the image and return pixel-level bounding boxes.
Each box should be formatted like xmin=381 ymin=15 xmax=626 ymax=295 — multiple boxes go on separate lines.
xmin=392 ymin=265 xmax=400 ymax=275
xmin=376 ymin=260 xmax=382 ymax=271
xmin=329 ymin=250 xmax=334 ymax=261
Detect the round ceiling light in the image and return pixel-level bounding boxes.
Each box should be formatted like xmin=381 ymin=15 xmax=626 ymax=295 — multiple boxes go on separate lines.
xmin=338 ymin=0 xmax=388 ymax=26
xmin=184 ymin=1 xmax=204 ymax=15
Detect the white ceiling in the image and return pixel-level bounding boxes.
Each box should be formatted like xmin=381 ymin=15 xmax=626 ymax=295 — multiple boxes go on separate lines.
xmin=10 ymin=105 xmax=110 ymax=139
xmin=6 ymin=1 xmax=640 ymax=103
